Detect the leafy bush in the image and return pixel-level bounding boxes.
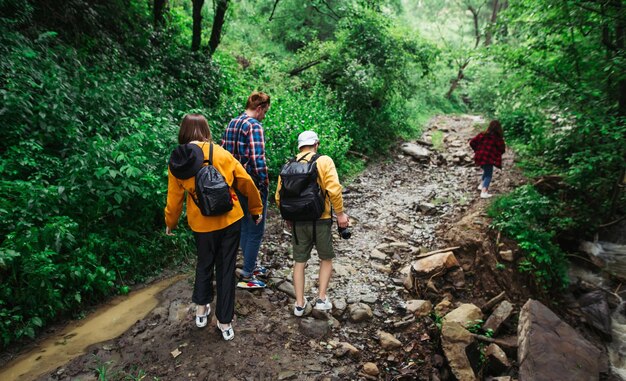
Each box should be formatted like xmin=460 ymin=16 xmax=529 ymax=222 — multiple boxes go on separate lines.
xmin=488 ymin=185 xmax=570 ymax=290
xmin=0 ymin=4 xmax=217 ymax=347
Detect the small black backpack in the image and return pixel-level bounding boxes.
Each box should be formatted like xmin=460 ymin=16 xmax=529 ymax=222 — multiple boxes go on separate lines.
xmin=192 ymin=144 xmax=233 ymax=216
xmin=278 ymin=152 xmax=325 ymax=221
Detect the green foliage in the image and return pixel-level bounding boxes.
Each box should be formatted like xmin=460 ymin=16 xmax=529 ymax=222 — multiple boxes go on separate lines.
xmin=0 ymin=1 xmax=213 ymax=347
xmin=263 ymin=85 xmax=359 ymax=179
xmin=294 ymin=7 xmax=439 ymax=153
xmin=489 ymin=186 xmax=570 ymax=290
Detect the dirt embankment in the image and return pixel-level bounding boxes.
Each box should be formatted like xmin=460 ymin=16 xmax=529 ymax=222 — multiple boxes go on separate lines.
xmin=5 ymin=115 xmax=555 ymax=381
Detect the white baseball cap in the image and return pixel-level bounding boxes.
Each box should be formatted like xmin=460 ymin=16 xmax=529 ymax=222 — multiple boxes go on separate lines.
xmin=297 ymin=130 xmax=319 ymax=149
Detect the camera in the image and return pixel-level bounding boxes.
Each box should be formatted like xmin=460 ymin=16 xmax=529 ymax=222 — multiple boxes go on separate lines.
xmin=337 ymin=226 xmax=352 ymax=239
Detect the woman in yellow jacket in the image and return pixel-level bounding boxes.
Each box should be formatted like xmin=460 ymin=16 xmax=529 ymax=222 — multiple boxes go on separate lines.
xmin=165 ymin=114 xmax=263 ymax=341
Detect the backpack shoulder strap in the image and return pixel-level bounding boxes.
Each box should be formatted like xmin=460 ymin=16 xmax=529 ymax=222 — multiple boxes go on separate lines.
xmin=296 ymin=152 xmax=312 ymax=162
xmin=310 ymin=153 xmax=321 ymax=163
xmin=208 ymin=143 xmax=214 ymax=165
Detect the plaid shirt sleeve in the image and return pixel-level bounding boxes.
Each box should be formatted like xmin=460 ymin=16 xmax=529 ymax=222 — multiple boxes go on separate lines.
xmin=221 ymin=114 xmax=268 ymax=186
xmin=248 ymin=120 xmax=269 ymax=186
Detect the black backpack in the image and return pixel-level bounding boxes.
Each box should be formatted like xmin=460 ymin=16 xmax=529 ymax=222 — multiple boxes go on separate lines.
xmin=192 ymin=144 xmax=233 ymax=216
xmin=278 ymin=152 xmax=325 ymax=221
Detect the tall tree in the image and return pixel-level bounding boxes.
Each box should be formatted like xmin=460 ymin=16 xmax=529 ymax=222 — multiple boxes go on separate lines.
xmin=484 ymin=0 xmax=500 ymax=46
xmin=446 ymin=0 xmax=485 ymax=98
xmin=208 ymin=0 xmax=229 ymax=56
xmin=153 ymin=0 xmax=168 ymax=28
xmin=192 ymin=0 xmax=204 ymax=51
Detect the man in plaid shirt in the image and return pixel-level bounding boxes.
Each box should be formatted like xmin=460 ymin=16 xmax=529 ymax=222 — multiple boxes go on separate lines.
xmin=221 ymin=91 xmax=271 ymax=289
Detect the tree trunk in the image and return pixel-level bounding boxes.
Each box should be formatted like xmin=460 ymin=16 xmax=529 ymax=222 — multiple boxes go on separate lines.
xmin=615 ymin=0 xmax=626 ymax=116
xmin=484 ymin=0 xmax=499 ymax=46
xmin=208 ymin=0 xmax=229 ymax=56
xmin=153 ymin=0 xmax=168 ymax=28
xmin=192 ymin=0 xmax=204 ymax=51
xmin=446 ymin=60 xmax=470 ymax=99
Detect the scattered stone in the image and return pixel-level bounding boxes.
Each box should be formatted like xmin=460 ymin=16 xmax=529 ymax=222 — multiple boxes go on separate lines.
xmin=335 ymin=342 xmax=360 ymax=358
xmin=401 ymin=142 xmax=431 ymax=160
xmin=484 ymin=343 xmax=511 ymax=374
xmin=170 ymin=348 xmax=182 ymax=358
xmin=333 ymin=298 xmax=347 ymax=313
xmin=277 ymin=281 xmax=296 ymax=299
xmin=373 ymin=264 xmax=392 ymax=273
xmin=443 ymin=303 xmax=483 ymax=329
xmin=278 ymin=370 xmax=297 ymax=380
xmin=378 ymin=330 xmax=402 ymax=350
xmin=360 ymin=294 xmax=378 ymax=304
xmin=418 ymin=202 xmax=437 ymax=214
xmin=441 ymin=321 xmax=477 ymax=381
xmin=411 ymin=251 xmax=460 ymax=277
xmin=333 ymin=263 xmax=356 ymax=278
xmin=405 ymin=299 xmax=432 ymax=317
xmin=299 ymin=318 xmax=330 ymax=339
xmin=362 ymin=362 xmax=380 ymax=376
xmin=518 ymin=299 xmax=603 ymax=381
xmin=370 ymin=249 xmax=387 ymax=261
xmin=348 ymin=303 xmax=373 ymax=322
xmin=499 ymin=249 xmax=515 ymax=262
xmin=483 ymin=301 xmax=514 ymax=335
xmin=435 ymin=299 xmax=453 ymax=315
xmin=311 ymin=309 xmax=330 ymax=321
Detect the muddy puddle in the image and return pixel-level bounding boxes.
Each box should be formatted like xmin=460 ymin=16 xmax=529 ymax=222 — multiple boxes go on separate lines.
xmin=0 ymin=275 xmax=186 ymax=381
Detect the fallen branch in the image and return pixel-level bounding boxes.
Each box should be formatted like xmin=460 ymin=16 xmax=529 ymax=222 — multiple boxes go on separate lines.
xmin=472 ymin=333 xmax=518 ymax=350
xmin=347 ymin=150 xmax=370 ymax=161
xmin=598 ymin=215 xmax=626 ymax=228
xmin=481 ymin=291 xmax=506 ymax=312
xmin=288 ymin=54 xmax=329 ymax=76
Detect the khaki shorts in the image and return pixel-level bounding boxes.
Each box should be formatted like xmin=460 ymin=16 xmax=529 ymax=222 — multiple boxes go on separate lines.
xmin=291 ymin=219 xmax=335 ymax=263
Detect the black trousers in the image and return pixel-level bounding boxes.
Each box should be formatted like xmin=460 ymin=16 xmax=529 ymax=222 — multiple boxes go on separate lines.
xmin=192 ymin=220 xmax=241 ymax=324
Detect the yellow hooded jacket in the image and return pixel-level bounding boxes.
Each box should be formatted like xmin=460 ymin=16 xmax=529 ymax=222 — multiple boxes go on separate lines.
xmin=165 ymin=141 xmax=263 ymax=233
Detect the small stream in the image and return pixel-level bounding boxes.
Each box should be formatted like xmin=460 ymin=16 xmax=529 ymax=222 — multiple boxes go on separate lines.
xmin=576 ymin=240 xmax=626 ymax=380
xmin=0 ymin=275 xmax=186 ymax=381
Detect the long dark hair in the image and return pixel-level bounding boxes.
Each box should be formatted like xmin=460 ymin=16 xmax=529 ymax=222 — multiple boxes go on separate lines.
xmin=178 ymin=114 xmax=212 ymax=144
xmin=486 ymin=120 xmax=503 ymax=138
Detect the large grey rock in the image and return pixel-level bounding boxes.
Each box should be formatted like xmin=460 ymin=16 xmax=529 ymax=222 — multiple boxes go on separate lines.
xmin=483 ymin=300 xmax=514 ymax=335
xmin=401 ymin=142 xmax=431 ymax=160
xmin=441 ymin=321 xmax=478 ymax=381
xmin=518 ymin=299 xmax=603 ymax=381
xmin=299 ymin=317 xmax=330 ymax=339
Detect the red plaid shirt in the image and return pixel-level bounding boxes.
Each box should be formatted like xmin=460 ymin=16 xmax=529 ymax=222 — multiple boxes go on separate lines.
xmin=470 ymin=132 xmax=505 ymax=168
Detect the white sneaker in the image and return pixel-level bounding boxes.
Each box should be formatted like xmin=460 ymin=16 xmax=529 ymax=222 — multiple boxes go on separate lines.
xmin=195 ymin=304 xmax=210 ymax=328
xmin=294 ymin=299 xmax=308 ymax=317
xmin=478 ymin=183 xmax=483 ymax=190
xmin=480 ymin=191 xmax=492 ymax=199
xmin=217 ymin=322 xmax=234 ymax=341
xmin=314 ymin=296 xmax=332 ymax=311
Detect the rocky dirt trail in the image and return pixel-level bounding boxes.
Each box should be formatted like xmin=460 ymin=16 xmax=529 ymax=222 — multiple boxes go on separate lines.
xmin=23 ymin=114 xmax=548 ymax=381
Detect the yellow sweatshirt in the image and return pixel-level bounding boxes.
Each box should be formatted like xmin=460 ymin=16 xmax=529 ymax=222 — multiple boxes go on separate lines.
xmin=165 ymin=141 xmax=263 ymax=233
xmin=274 ymin=149 xmax=344 ymax=220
